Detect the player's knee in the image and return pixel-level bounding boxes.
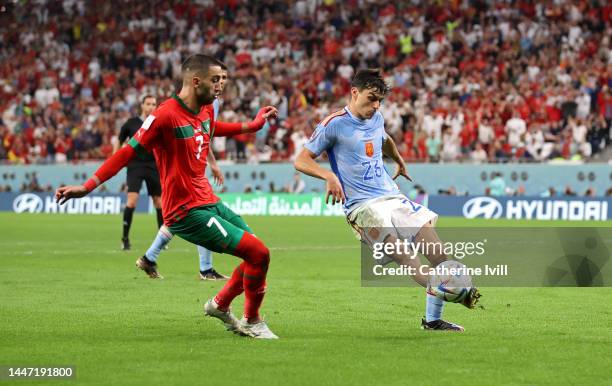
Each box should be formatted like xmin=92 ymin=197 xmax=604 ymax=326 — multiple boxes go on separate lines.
xmin=244 ymin=278 xmax=266 ymax=293
xmin=236 ymin=233 xmax=270 ymax=268
xmin=126 ymin=195 xmax=139 ymax=207
xmin=250 ymin=240 xmax=270 ymax=267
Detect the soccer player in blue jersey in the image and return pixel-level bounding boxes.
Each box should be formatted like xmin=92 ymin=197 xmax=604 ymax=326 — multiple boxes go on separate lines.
xmin=136 ymin=66 xmax=230 ymax=280
xmin=294 ymin=69 xmax=480 ymax=331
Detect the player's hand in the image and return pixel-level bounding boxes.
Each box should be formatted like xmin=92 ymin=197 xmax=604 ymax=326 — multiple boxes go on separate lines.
xmin=258 ymin=106 xmax=278 ymax=121
xmin=247 ymin=106 xmax=278 ymax=131
xmin=210 ymin=164 xmax=224 ymax=186
xmin=325 ymin=174 xmax=345 ymax=205
xmin=55 ymin=185 xmax=89 ymax=205
xmin=392 ymin=163 xmax=412 ymax=181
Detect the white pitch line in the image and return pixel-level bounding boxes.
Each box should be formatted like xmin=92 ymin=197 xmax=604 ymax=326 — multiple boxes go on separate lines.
xmin=2 ymin=245 xmax=359 ymax=256
xmin=270 ymin=245 xmax=357 ymax=251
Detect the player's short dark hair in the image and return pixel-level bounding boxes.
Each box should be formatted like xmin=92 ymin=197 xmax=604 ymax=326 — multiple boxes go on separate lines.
xmin=351 ymin=69 xmax=390 ymax=95
xmin=141 ymin=94 xmax=155 ymax=104
xmin=181 ymin=54 xmax=223 ymax=75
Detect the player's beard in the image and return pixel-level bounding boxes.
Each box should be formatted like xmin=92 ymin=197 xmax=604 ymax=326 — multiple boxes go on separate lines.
xmin=195 ymin=86 xmax=215 ymax=106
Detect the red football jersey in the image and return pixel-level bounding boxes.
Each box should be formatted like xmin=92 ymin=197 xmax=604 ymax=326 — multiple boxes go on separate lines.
xmin=128 ymin=94 xmax=218 ymax=225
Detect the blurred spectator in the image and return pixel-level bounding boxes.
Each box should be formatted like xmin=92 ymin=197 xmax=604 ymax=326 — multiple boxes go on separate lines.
xmin=425 ymin=132 xmax=441 ymax=162
xmin=0 ymin=0 xmax=610 ymax=165
xmin=564 ymin=185 xmax=577 ymax=196
xmin=408 ymin=184 xmax=428 ymax=206
xmin=290 ymin=128 xmax=308 ymax=161
xmin=505 ymin=111 xmax=527 ymax=150
xmin=269 ymin=181 xmax=278 ymax=193
xmin=488 ymin=172 xmax=506 ymax=197
xmin=584 ymin=187 xmax=596 ymax=197
xmin=470 ymin=142 xmax=487 ymax=163
xmin=541 ymin=187 xmax=557 ymax=197
xmin=438 ymin=186 xmax=457 ymax=196
xmin=286 ymin=172 xmax=306 ymax=194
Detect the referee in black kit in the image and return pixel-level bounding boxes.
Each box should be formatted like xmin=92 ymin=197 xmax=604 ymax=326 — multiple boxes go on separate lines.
xmin=115 ymin=95 xmax=162 ymax=250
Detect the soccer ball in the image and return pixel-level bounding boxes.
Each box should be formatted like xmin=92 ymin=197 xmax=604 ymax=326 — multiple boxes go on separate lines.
xmin=427 ymin=260 xmax=473 ymax=303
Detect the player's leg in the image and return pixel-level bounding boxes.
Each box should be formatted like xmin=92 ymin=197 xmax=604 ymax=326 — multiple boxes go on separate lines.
xmin=123 ymin=192 xmax=139 ymax=248
xmin=152 ymin=196 xmax=163 ymax=228
xmin=378 ymin=233 xmax=429 ymax=288
xmin=201 ymin=204 xmax=264 ymax=322
xmin=203 ymin=204 xmax=257 ymax=311
xmin=214 ymin=203 xmax=254 ymax=234
xmin=197 ymin=203 xmax=252 ymax=281
xmin=415 ymin=223 xmax=481 ymax=311
xmin=198 ymin=246 xmax=213 ymax=272
xmin=395 ymin=205 xmax=472 ymax=331
xmin=143 ymin=167 xmax=163 ymax=229
xmin=134 ymin=168 xmax=170 ymax=278
xmin=197 ymin=246 xmax=229 ymax=280
xmin=122 ymin=167 xmax=143 ymax=250
xmin=169 ymin=206 xmax=276 ymax=338
xmin=413 ymin=223 xmax=447 ymax=266
xmin=352 ymin=196 xmax=464 ymax=331
xmin=349 ymin=198 xmax=433 ymax=287
xmin=404 ymin=222 xmax=450 ymax=328
xmin=169 ymin=210 xmax=246 ymax=332
xmin=136 ymin=225 xmax=173 ymax=279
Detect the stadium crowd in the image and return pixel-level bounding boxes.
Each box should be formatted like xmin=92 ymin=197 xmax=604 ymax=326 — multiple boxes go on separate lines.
xmin=0 ymin=0 xmax=611 ymax=165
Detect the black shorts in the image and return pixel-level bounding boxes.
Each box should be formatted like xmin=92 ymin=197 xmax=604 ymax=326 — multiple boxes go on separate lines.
xmin=126 ymin=165 xmax=161 ymax=196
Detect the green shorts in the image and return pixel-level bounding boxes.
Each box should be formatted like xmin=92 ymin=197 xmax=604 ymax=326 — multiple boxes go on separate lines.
xmin=169 ymin=202 xmax=253 ymax=254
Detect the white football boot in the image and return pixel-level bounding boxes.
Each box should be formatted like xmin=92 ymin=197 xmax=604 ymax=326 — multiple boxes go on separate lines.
xmin=204 ymin=298 xmax=242 ymax=333
xmin=239 ymin=318 xmax=279 ymax=339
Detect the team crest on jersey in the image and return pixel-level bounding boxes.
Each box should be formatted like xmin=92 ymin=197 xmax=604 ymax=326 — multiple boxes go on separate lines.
xmin=365 ymin=142 xmax=374 ymax=157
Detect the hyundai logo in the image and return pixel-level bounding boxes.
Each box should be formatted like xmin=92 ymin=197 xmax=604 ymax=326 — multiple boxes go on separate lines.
xmin=463 ymin=197 xmax=503 ymax=219
xmin=13 ymin=193 xmax=44 ymax=213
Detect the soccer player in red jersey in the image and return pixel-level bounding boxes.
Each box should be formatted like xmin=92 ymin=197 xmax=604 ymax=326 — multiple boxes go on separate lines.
xmin=55 ymin=54 xmax=279 ymax=339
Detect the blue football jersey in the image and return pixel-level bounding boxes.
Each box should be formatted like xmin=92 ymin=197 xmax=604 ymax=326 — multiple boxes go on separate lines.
xmin=304 ymin=107 xmax=401 ymax=214
xmin=212 ymin=98 xmax=220 ymax=120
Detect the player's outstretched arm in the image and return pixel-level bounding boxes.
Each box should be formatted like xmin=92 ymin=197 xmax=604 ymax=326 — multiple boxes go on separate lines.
xmin=382 ymin=135 xmax=412 ymax=181
xmin=55 ymin=145 xmax=137 ymax=204
xmin=55 ymin=185 xmax=89 ymax=204
xmin=294 ymin=148 xmax=345 ymax=205
xmin=214 ymin=106 xmax=278 ymax=136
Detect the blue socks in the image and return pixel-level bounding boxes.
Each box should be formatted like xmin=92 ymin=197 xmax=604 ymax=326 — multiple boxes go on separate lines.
xmin=198 ymin=245 xmax=213 ymax=272
xmin=145 ymin=226 xmax=215 ymax=271
xmin=145 ymin=226 xmax=173 ymax=262
xmin=425 ymin=293 xmax=444 ymax=322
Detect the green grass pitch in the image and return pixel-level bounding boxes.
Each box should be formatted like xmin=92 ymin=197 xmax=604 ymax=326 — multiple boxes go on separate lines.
xmin=1 ymin=213 xmax=611 ymax=385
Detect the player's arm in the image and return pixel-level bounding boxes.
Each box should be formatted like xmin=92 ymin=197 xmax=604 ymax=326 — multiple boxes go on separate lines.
xmin=294 ymin=148 xmax=344 ymax=205
xmin=214 ymin=106 xmax=278 ymax=136
xmin=207 ymin=151 xmax=224 ymax=186
xmin=56 ymin=115 xmax=161 ymax=204
xmin=294 ymin=122 xmax=344 ymax=204
xmin=382 ymin=134 xmax=412 ymax=181
xmin=55 ymin=145 xmax=137 ymax=204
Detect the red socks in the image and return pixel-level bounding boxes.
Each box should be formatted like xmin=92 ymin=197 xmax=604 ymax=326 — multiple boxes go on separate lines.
xmin=214 ymin=232 xmax=270 ymax=320
xmin=214 ymin=262 xmax=245 ymax=310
